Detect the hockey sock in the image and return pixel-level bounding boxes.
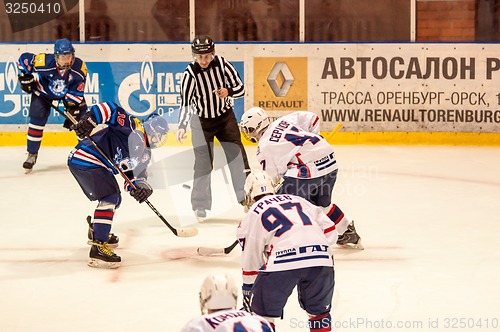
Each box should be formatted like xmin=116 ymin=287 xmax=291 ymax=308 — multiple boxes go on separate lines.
xmin=308 ymin=313 xmax=331 ymax=332
xmin=26 ymin=122 xmax=45 ymax=153
xmin=326 ymin=204 xmax=349 ymax=234
xmin=93 ymin=201 xmax=115 ymax=242
xmin=326 ymin=204 xmax=344 ymax=225
xmin=261 ymin=317 xmax=275 ymax=332
xmin=93 ymin=223 xmax=112 ymax=243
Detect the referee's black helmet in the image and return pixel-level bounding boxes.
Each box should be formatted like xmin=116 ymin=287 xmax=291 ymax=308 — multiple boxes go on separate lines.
xmin=192 ymin=35 xmax=215 ymax=54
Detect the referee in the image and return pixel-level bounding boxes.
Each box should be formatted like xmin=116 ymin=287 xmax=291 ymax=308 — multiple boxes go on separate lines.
xmin=176 ymin=34 xmax=250 ymax=220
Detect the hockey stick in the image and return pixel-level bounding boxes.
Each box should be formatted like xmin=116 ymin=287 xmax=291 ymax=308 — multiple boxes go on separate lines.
xmin=197 ymin=239 xmax=239 ymax=256
xmin=325 ymin=122 xmax=343 ymax=143
xmin=33 ymin=91 xmax=198 ymax=237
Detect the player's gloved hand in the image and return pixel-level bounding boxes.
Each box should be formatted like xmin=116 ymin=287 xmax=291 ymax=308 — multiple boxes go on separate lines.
xmin=240 ymin=195 xmax=252 ymax=213
xmin=18 ymin=74 xmax=35 ymax=93
xmin=241 ymin=283 xmax=253 ymax=312
xmin=63 ymin=105 xmax=81 ymax=129
xmin=129 ymin=179 xmax=153 ymax=203
xmin=71 ymin=111 xmax=97 ymax=139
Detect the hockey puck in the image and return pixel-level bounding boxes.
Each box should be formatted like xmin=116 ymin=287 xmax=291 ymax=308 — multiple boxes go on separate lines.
xmin=182 ymin=184 xmax=191 ymax=189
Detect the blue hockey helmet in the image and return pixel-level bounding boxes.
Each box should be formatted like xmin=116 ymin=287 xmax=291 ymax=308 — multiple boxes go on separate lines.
xmin=143 ymin=113 xmax=169 ymax=148
xmin=54 ymin=38 xmax=75 ymax=55
xmin=54 ymin=38 xmax=75 ymax=70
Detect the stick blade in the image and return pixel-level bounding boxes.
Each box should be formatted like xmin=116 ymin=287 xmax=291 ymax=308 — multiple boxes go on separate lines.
xmin=175 ymin=227 xmax=199 ymax=237
xmin=326 ymin=122 xmax=343 ymax=143
xmin=197 ymin=246 xmax=225 ymax=256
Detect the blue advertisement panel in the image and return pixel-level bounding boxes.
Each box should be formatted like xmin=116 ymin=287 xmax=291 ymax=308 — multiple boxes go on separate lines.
xmin=0 ymin=59 xmax=244 ymax=125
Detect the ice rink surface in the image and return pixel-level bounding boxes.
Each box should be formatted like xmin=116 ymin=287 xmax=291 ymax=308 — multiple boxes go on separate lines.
xmin=1 ymin=144 xmax=499 ymax=332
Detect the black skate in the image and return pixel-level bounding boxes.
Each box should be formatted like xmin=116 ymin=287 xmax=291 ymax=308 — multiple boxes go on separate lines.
xmin=23 ymin=152 xmax=38 ymax=174
xmin=88 ymin=240 xmax=121 ymax=269
xmin=336 ymin=221 xmax=364 ymax=249
xmin=86 ymin=216 xmax=119 ymax=248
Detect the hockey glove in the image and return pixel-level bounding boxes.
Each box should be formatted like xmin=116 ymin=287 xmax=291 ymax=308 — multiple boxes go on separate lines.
xmin=63 ymin=105 xmax=82 ymax=129
xmin=241 ymin=283 xmax=253 ymax=312
xmin=71 ymin=111 xmax=97 ymax=139
xmin=240 ymin=195 xmax=252 ymax=213
xmin=129 ymin=180 xmax=153 ymax=203
xmin=18 ymin=74 xmax=35 ymax=93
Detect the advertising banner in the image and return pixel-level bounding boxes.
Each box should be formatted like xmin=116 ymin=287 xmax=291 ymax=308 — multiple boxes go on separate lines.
xmin=248 ymin=43 xmax=500 ymax=133
xmin=1 ymin=43 xmax=499 ymax=144
xmin=0 ymin=44 xmax=244 ymax=130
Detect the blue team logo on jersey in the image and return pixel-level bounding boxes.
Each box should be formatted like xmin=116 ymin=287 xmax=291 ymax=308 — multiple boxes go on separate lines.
xmin=114 ymin=147 xmax=124 ymax=165
xmin=49 ymin=79 xmax=67 ymax=97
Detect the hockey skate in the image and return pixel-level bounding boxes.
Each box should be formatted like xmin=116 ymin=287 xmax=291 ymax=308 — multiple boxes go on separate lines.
xmin=336 ymin=221 xmax=364 ymax=250
xmin=88 ymin=240 xmax=121 ymax=269
xmin=23 ymin=152 xmax=38 ymax=174
xmin=86 ymin=216 xmax=119 ymax=248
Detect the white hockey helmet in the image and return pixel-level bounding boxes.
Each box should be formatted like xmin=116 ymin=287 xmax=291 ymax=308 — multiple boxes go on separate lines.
xmin=199 ymin=273 xmax=238 ymax=314
xmin=239 ymin=107 xmax=270 ymax=143
xmin=244 ymin=170 xmax=275 ymax=202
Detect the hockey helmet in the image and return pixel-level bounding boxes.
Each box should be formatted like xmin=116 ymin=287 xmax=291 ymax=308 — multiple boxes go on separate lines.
xmin=192 ymin=34 xmax=215 ymax=55
xmin=199 ymin=274 xmax=238 ymax=314
xmin=143 ymin=113 xmax=169 ymax=148
xmin=244 ymin=171 xmax=275 ymax=202
xmin=54 ymin=38 xmax=75 ymax=70
xmin=239 ymin=107 xmax=270 ymax=143
xmin=54 ymin=38 xmax=75 ymax=55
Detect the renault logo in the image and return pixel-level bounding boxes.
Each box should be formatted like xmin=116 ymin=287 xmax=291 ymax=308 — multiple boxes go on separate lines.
xmin=267 ymin=62 xmax=294 ymax=97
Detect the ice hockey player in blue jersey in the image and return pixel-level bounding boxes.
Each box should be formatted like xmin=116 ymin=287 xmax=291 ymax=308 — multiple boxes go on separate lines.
xmin=181 ymin=273 xmax=274 ymax=332
xmin=67 ymin=101 xmax=169 ymax=269
xmin=18 ymin=38 xmax=88 ymax=173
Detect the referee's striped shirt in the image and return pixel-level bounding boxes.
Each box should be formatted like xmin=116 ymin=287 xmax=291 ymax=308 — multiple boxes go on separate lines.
xmin=178 ymin=55 xmax=244 ymax=130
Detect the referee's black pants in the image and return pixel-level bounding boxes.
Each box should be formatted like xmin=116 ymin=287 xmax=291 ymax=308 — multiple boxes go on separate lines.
xmin=190 ymin=111 xmax=250 ymax=211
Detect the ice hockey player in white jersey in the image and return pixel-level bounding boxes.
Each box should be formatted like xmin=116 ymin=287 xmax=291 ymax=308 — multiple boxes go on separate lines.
xmin=181 ymin=273 xmax=274 ymax=332
xmin=239 ymin=107 xmax=362 ymax=249
xmin=237 ymin=171 xmax=337 ymax=332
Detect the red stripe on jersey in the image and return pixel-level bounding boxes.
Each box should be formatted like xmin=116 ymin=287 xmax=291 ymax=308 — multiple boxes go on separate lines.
xmin=295 ymin=153 xmax=311 ymax=178
xmin=74 ymin=150 xmax=99 ymax=161
xmin=97 ymin=103 xmax=112 ymax=122
xmin=324 ymin=224 xmax=336 ymax=234
xmin=312 ymin=115 xmax=319 ymax=127
xmin=66 ymin=93 xmax=83 ymax=104
xmin=242 ymin=270 xmax=259 ymax=276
